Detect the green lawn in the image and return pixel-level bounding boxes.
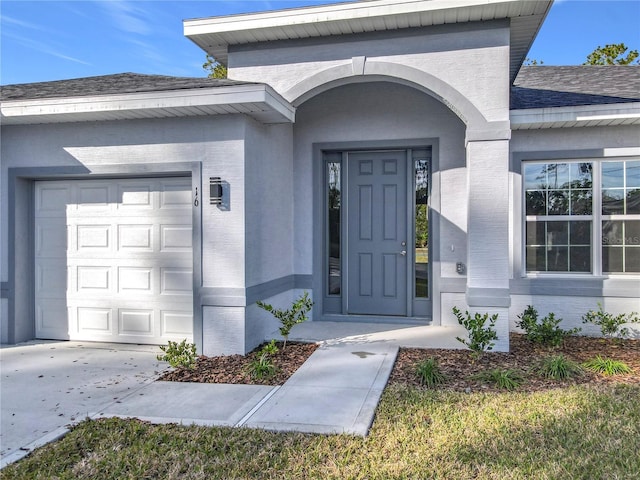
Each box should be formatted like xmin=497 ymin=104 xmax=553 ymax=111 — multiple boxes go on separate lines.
xmin=4 ymin=383 xmax=640 ymax=479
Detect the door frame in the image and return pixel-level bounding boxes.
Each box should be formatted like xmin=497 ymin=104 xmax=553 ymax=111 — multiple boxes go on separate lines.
xmin=312 ymin=139 xmax=439 ymax=323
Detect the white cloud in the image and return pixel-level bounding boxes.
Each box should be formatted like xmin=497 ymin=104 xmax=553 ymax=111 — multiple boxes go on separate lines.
xmin=99 ymin=0 xmax=152 ymax=36
xmin=2 ymin=31 xmax=91 ymax=66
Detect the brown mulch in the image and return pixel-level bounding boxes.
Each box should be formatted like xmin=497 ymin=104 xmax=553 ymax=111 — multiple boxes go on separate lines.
xmin=390 ymin=333 xmax=640 ymax=393
xmin=159 ymin=334 xmax=639 ymax=392
xmin=159 ymin=341 xmax=318 ymax=386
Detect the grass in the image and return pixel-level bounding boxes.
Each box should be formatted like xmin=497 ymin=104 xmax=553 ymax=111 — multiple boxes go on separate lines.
xmin=415 ymin=357 xmax=446 ymax=387
xmin=4 ymin=383 xmax=640 ymax=479
xmin=582 ymin=356 xmax=632 ymax=375
xmin=538 ymin=355 xmax=583 ymax=380
xmin=472 ymin=369 xmax=523 ymax=391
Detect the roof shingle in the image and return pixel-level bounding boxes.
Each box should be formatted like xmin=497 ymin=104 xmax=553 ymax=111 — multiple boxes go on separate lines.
xmin=0 ymin=73 xmax=259 ymax=101
xmin=511 ymin=66 xmax=640 ymax=109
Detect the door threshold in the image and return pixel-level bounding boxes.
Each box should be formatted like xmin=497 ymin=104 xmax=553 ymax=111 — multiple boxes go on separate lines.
xmin=318 ymin=314 xmax=431 ymax=326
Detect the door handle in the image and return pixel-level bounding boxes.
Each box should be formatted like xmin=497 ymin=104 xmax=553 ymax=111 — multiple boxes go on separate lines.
xmin=400 ymin=250 xmax=407 ymax=256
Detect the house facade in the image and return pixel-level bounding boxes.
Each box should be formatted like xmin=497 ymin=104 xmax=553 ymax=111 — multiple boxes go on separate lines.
xmin=1 ymin=0 xmax=639 ymax=355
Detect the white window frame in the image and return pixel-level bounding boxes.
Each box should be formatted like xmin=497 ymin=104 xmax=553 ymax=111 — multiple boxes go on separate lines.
xmin=522 ymin=156 xmax=640 ymax=278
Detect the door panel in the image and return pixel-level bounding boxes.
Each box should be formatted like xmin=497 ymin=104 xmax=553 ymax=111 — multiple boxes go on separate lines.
xmin=347 ymin=151 xmax=408 ymax=315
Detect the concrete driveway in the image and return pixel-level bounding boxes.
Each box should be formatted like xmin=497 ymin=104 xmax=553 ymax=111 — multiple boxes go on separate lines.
xmin=0 ymin=340 xmax=165 ymax=466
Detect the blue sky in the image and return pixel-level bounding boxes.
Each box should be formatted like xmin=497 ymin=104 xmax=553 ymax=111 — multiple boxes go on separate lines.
xmin=1 ymin=0 xmax=639 ymax=85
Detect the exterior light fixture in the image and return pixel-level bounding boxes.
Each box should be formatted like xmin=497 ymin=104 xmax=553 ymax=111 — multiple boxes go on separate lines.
xmin=210 ymin=177 xmax=223 ymax=205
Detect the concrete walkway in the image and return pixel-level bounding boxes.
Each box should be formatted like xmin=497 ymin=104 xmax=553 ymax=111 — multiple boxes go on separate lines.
xmin=2 ymin=323 xmax=465 ymax=467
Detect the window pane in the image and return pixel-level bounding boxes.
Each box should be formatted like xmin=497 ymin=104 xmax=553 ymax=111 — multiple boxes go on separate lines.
xmin=327 ymin=162 xmax=341 ymax=295
xmin=548 ymin=190 xmax=569 ymax=215
xmin=526 ymin=246 xmax=546 ymax=271
xmin=627 ymin=189 xmax=640 ymax=214
xmin=603 ymin=221 xmax=624 ymax=246
xmin=547 ymin=163 xmax=570 ymax=188
xmin=626 ymin=161 xmax=640 ymax=188
xmin=570 ymin=190 xmax=592 ymax=215
xmin=415 ymin=159 xmax=429 ymax=298
xmin=602 ymin=189 xmax=625 ymax=215
xmin=602 ymin=246 xmax=623 ymax=273
xmin=627 ymin=221 xmax=640 ymax=246
xmin=570 ymin=246 xmax=591 ymax=272
xmin=524 ymin=164 xmax=548 ymax=189
xmin=602 ymin=162 xmax=624 ymax=188
xmin=570 ymin=163 xmax=593 ymax=188
xmin=626 ymin=247 xmax=640 ymax=272
xmin=570 ymin=221 xmax=591 ymax=246
xmin=525 ymin=191 xmax=546 ymax=215
xmin=526 ymin=221 xmax=545 ymax=245
xmin=547 ymin=221 xmax=568 ymax=245
xmin=547 ymin=247 xmax=568 ymax=271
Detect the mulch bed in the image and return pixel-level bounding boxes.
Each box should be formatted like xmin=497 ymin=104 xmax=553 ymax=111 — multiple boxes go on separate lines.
xmin=159 ymin=334 xmax=639 ymax=392
xmin=390 ymin=333 xmax=640 ymax=393
xmin=159 ymin=341 xmax=318 ymax=386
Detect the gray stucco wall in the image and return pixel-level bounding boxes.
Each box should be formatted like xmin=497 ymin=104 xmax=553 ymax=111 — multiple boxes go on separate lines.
xmin=0 ymin=115 xmax=250 ymax=346
xmin=228 ymin=21 xmax=511 ymax=124
xmin=509 ymin=125 xmax=640 ymax=332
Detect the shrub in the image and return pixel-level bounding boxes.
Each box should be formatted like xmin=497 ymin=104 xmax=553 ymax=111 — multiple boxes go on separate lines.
xmin=248 ymin=340 xmax=279 ymax=379
xmin=582 ymin=356 xmax=632 ymax=375
xmin=257 ymin=291 xmax=314 ymax=350
xmin=538 ymin=355 xmax=583 ymax=380
xmin=453 ymin=307 xmax=498 ymax=359
xmin=473 ymin=369 xmax=523 ymax=391
xmin=582 ymin=303 xmax=640 ymax=339
xmin=157 ymin=339 xmax=197 ymax=369
xmin=516 ymin=305 xmax=580 ymax=347
xmin=415 ymin=357 xmax=446 ymax=388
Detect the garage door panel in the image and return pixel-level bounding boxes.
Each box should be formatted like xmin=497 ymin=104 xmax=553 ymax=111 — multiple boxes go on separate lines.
xmin=76 ymin=224 xmax=112 ymax=251
xmin=35 ymin=184 xmax=72 ymax=216
xmin=118 ymin=267 xmax=154 ymax=294
xmin=35 ymin=220 xmax=68 ymax=257
xmin=160 ymin=225 xmax=192 ymax=251
xmin=35 ymin=178 xmax=193 ymax=345
xmin=118 ymin=224 xmax=154 ymax=251
xmin=35 ymin=260 xmax=68 ymax=297
xmin=76 ymin=307 xmax=113 ymax=335
xmin=161 ymin=311 xmax=193 ymax=337
xmin=36 ymin=300 xmax=69 ymax=339
xmin=119 ymin=309 xmax=154 ymax=337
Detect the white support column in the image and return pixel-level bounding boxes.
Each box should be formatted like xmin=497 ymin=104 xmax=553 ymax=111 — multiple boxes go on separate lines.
xmin=465 ymin=139 xmax=511 ymax=351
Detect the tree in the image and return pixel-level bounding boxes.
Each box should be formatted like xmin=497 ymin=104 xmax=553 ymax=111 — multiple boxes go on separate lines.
xmin=203 ymin=54 xmax=228 ymax=78
xmin=523 ymin=58 xmax=544 ymax=66
xmin=583 ymin=43 xmax=639 ymax=65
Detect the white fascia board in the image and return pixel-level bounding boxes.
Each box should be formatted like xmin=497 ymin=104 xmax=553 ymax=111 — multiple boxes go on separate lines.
xmin=510 ymin=102 xmax=640 ymax=129
xmin=0 ymin=84 xmax=295 ymax=125
xmin=185 ymin=0 xmax=539 ymax=34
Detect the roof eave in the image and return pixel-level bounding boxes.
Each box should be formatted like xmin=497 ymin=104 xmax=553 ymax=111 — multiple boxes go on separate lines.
xmin=184 ymin=0 xmax=552 ymax=79
xmin=510 ymin=102 xmax=640 ymax=130
xmin=0 ymin=84 xmax=295 ymax=125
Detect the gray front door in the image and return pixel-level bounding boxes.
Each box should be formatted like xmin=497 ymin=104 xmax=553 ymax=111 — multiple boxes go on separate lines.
xmin=347 ymin=151 xmax=408 ymax=315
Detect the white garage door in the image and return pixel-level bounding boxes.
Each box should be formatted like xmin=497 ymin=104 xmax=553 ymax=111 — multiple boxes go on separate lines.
xmin=34 ymin=178 xmax=193 ymax=344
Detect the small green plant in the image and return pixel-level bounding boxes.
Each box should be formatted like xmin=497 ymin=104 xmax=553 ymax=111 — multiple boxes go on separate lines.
xmin=415 ymin=357 xmax=446 ymax=388
xmin=257 ymin=291 xmax=314 ymax=350
xmin=248 ymin=340 xmax=279 ymax=379
xmin=516 ymin=305 xmax=580 ymax=347
xmin=453 ymin=307 xmax=498 ymax=359
xmin=157 ymin=339 xmax=197 ymax=369
xmin=538 ymin=355 xmax=583 ymax=380
xmin=582 ymin=303 xmax=640 ymax=339
xmin=473 ymin=369 xmax=523 ymax=391
xmin=582 ymin=356 xmax=632 ymax=375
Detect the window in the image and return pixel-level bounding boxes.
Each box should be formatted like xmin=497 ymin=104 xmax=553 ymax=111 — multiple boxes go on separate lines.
xmin=524 ymin=159 xmax=640 ymax=275
xmin=327 ymin=159 xmax=341 ymax=294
